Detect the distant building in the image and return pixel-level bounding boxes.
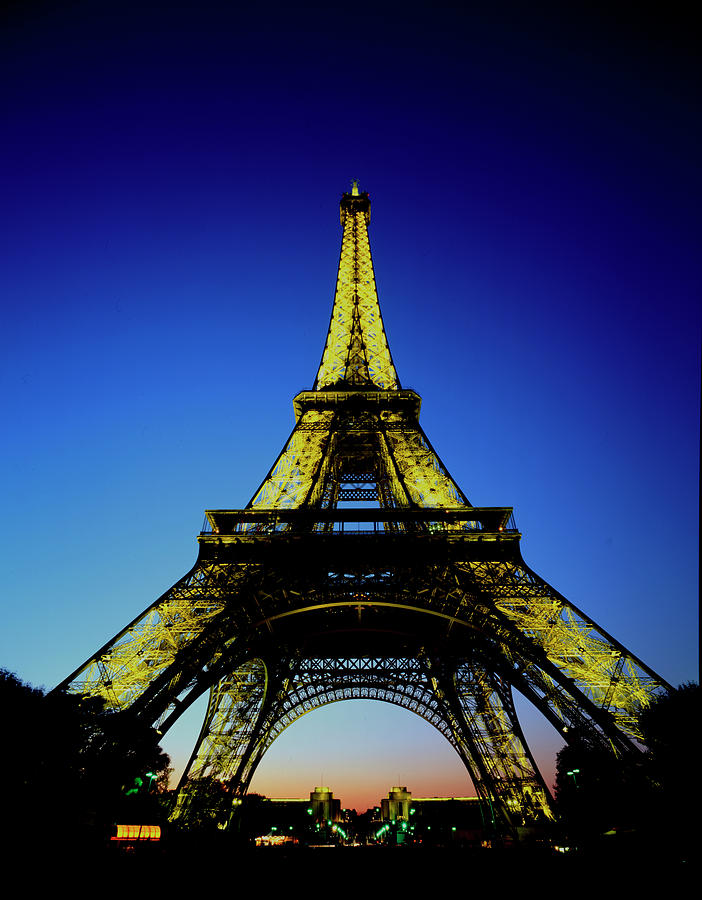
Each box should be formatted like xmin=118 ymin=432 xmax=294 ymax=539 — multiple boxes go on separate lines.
xmin=381 ymin=786 xmax=412 ymax=822
xmin=308 ymin=786 xmax=341 ymax=824
xmin=378 ymin=787 xmax=488 ymax=845
xmin=250 ymin=786 xmax=343 ymax=844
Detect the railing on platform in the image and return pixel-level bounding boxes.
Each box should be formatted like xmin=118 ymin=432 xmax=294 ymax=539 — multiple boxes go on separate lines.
xmin=201 ymin=508 xmax=517 ymax=536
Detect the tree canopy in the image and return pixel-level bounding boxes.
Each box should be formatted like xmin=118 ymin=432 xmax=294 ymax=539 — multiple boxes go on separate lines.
xmin=554 ymin=682 xmax=699 ymax=860
xmin=1 ymin=668 xmax=170 ymax=843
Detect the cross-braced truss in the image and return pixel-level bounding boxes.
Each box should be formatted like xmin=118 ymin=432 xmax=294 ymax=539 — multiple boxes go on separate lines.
xmin=57 ymin=183 xmax=670 ymax=837
xmin=173 ymin=656 xmax=552 ymax=830
xmin=315 ymin=183 xmax=398 ymax=391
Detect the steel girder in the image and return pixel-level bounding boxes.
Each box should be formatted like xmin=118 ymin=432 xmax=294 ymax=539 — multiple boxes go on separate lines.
xmin=56 ymin=184 xmax=671 ymax=836
xmin=246 ymin=405 xmax=469 ymax=515
xmin=315 ymin=184 xmax=398 ymax=390
xmin=171 ymin=654 xmax=553 ymax=831
xmin=57 ymin=534 xmax=667 ymax=829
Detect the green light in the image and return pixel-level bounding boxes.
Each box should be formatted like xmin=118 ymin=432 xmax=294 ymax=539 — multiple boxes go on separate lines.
xmin=125 ymin=776 xmax=143 ymax=796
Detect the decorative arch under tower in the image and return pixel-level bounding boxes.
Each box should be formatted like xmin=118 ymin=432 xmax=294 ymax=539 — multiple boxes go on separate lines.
xmin=58 ymin=182 xmax=670 ymax=835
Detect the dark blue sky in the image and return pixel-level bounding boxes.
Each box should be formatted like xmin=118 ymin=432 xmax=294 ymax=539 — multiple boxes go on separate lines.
xmin=1 ymin=1 xmax=698 ymax=810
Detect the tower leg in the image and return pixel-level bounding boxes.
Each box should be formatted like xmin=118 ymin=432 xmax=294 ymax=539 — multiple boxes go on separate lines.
xmin=458 ymin=559 xmax=667 ymax=744
xmin=426 ymin=656 xmax=554 ymax=834
xmin=171 ymin=659 xmax=268 ymax=828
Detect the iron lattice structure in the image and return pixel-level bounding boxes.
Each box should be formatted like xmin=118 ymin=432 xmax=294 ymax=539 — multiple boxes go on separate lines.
xmin=59 ymin=183 xmax=669 ymax=834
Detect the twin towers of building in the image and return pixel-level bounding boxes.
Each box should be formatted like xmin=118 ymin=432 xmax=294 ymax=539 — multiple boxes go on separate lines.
xmin=58 ymin=182 xmax=668 ymax=834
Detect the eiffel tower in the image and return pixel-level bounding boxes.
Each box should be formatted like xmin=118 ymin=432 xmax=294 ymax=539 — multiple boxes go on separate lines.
xmin=59 ymin=181 xmax=669 ymax=834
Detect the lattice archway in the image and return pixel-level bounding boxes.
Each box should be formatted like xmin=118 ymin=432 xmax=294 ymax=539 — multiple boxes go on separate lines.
xmin=172 ymin=654 xmax=555 ymax=829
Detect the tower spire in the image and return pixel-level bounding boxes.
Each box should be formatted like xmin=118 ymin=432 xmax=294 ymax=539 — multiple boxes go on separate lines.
xmin=314 ymin=184 xmax=399 ymax=390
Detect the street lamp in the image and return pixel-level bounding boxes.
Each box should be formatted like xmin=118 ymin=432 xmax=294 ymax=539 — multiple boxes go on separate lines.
xmin=566 ymin=768 xmax=580 ymax=787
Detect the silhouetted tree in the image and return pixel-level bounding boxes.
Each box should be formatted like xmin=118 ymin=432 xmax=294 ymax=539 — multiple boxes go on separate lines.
xmin=235 ymin=792 xmax=270 ymax=842
xmin=637 ymin=681 xmax=699 ymax=861
xmin=1 ymin=669 xmax=170 ymax=845
xmin=554 ymin=739 xmax=647 ymax=846
xmin=173 ymin=776 xmax=233 ymax=832
xmin=554 ymin=682 xmax=699 ymax=859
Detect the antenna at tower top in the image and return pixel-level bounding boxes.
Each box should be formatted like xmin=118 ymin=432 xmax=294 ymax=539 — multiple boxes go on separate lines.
xmin=351 ymin=179 xmax=360 ymax=196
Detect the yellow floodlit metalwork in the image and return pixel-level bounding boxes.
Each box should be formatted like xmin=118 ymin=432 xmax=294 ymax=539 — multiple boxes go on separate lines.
xmin=460 ymin=559 xmax=658 ymax=740
xmin=173 ymin=655 xmax=552 ymax=829
xmin=172 ymin=660 xmax=268 ymax=824
xmin=57 ymin=184 xmax=670 ymax=838
xmin=452 ymin=664 xmax=553 ymax=822
xmin=382 ymin=414 xmax=467 ymax=508
xmin=315 ymin=190 xmax=398 ymax=390
xmin=249 ymin=410 xmax=335 ymax=510
xmin=186 ymin=660 xmax=267 ymax=781
xmin=62 ymin=559 xmax=261 ymax=726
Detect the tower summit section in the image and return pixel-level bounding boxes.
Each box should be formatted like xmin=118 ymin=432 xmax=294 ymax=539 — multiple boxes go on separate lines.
xmin=315 ymin=179 xmax=398 ymax=390
xmin=249 ymin=180 xmax=468 ymax=513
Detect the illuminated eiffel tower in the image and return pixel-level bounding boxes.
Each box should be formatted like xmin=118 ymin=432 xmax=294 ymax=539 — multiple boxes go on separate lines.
xmin=59 ymin=182 xmax=669 ymax=834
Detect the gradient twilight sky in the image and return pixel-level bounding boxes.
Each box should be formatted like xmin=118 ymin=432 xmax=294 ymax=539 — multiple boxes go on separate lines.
xmin=1 ymin=2 xmax=699 ymax=813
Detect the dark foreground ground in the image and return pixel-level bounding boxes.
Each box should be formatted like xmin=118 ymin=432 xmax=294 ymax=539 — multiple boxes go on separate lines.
xmin=13 ymin=840 xmax=695 ymax=890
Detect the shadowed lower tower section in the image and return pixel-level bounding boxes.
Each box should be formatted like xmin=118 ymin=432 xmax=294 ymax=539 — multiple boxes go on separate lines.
xmin=56 ymin=183 xmax=670 ymax=839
